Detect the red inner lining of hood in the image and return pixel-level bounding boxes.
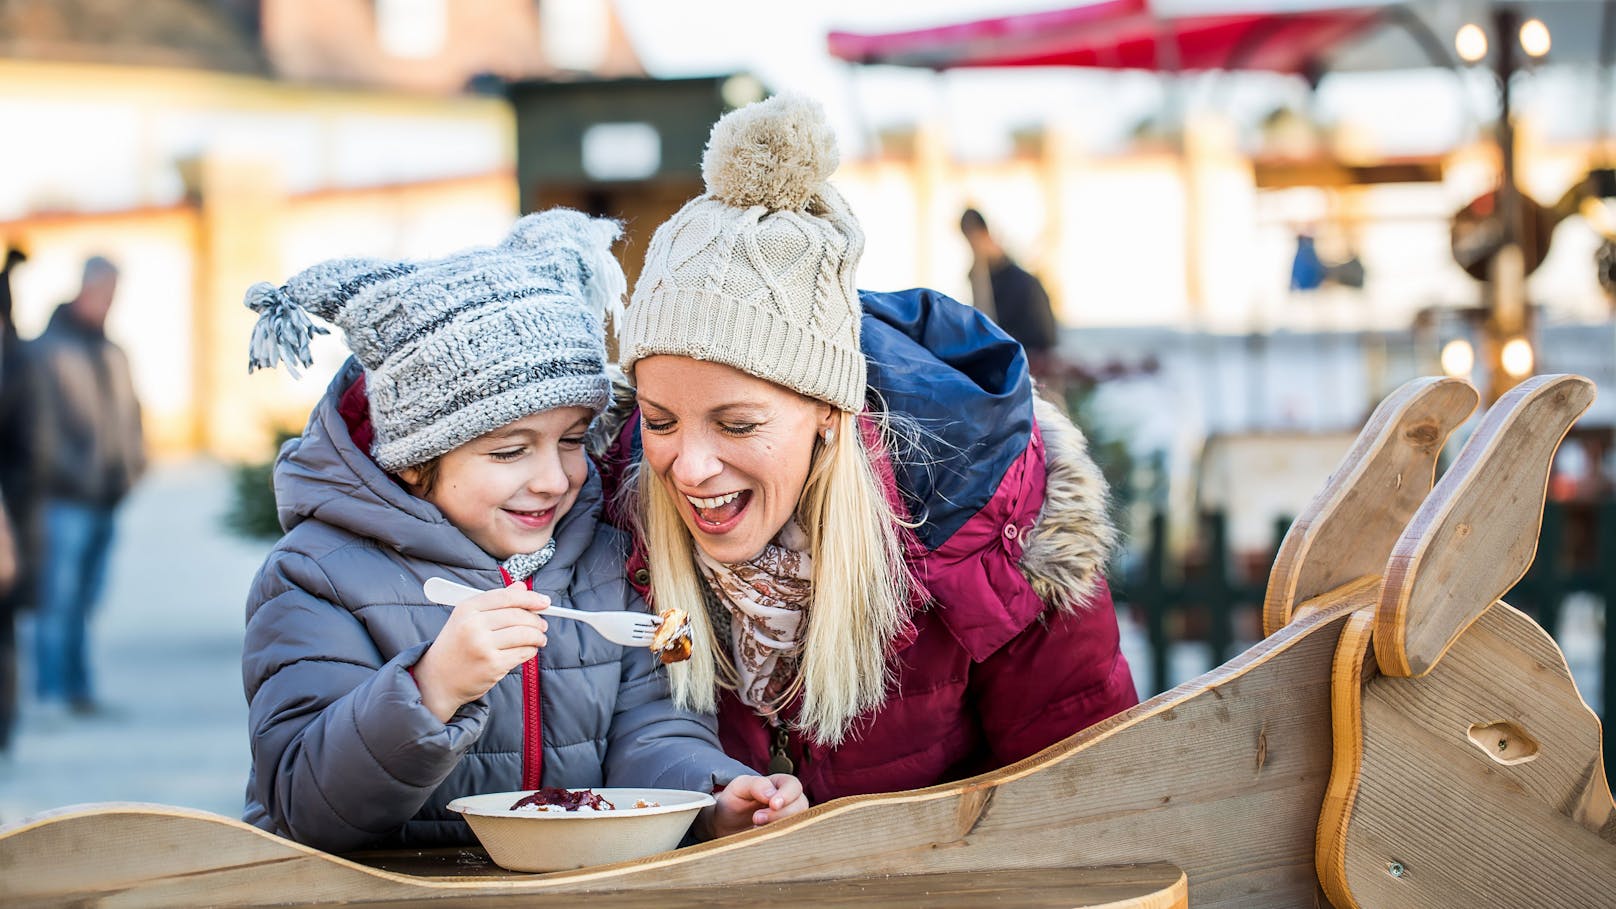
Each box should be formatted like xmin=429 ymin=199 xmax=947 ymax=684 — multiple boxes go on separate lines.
xmin=337 ymin=372 xmax=376 ymax=456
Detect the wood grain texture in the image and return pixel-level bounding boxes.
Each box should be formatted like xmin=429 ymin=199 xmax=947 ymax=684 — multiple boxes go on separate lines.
xmin=0 ymin=589 xmax=1376 ymax=909
xmin=350 ymin=865 xmax=1192 ymax=909
xmin=1262 ymin=376 xmax=1477 ymax=637
xmin=1335 ymin=602 xmax=1616 ymax=907
xmin=1376 ymin=374 xmax=1595 ymax=677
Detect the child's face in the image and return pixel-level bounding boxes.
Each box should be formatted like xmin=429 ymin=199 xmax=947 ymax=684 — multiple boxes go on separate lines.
xmin=400 ymin=407 xmax=593 ymax=561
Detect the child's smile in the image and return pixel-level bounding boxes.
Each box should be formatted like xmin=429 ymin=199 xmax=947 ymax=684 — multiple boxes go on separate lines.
xmin=504 ymin=505 xmax=559 ymax=530
xmin=400 ymin=407 xmax=594 ymax=561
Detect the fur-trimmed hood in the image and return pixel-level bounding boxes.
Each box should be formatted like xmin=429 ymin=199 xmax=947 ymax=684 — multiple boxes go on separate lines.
xmin=1020 ymin=395 xmax=1116 ymax=612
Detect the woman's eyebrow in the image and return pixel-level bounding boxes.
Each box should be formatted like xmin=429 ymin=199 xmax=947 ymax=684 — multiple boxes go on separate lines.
xmin=710 ymin=403 xmax=767 ymax=417
xmin=637 ymin=396 xmax=766 ymax=417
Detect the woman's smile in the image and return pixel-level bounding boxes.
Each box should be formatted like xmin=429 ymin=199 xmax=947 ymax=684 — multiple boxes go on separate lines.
xmin=684 ymin=489 xmax=753 ymax=533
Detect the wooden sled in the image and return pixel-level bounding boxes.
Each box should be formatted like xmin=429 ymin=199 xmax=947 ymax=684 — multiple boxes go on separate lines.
xmin=2 ymin=374 xmax=1612 ymax=908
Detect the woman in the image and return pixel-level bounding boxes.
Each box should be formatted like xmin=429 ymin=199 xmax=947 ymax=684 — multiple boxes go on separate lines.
xmin=600 ymin=94 xmax=1138 ymax=802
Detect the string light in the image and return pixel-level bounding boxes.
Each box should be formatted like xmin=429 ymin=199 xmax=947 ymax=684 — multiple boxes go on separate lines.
xmin=1456 ymin=23 xmax=1489 ymax=63
xmin=1519 ymin=18 xmax=1551 ymax=58
xmin=1501 ymin=338 xmax=1535 ymax=377
xmin=1440 ymin=339 xmax=1475 ymax=377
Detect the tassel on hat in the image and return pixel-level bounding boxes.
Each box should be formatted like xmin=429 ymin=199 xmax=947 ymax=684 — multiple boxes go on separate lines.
xmin=245 ymin=282 xmax=329 ymax=379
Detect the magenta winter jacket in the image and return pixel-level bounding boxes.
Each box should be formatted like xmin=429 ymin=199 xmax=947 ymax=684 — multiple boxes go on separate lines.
xmin=600 ymin=288 xmax=1139 ymax=804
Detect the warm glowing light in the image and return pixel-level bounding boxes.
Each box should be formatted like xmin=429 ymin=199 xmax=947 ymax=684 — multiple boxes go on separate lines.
xmin=1519 ymin=19 xmax=1551 ymax=58
xmin=1456 ymin=23 xmax=1489 ymax=63
xmin=1440 ymin=339 xmax=1475 ymax=377
xmin=1501 ymin=338 xmax=1534 ymax=377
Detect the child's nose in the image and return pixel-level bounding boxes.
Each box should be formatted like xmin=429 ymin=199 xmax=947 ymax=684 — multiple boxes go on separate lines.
xmin=527 ymin=452 xmax=571 ymax=496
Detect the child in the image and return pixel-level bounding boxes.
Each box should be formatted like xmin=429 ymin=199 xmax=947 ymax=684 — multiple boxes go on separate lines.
xmin=240 ymin=210 xmax=806 ymax=853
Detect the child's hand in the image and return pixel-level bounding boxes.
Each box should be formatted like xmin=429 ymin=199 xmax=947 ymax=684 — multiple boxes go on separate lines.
xmin=701 ymin=773 xmax=809 ymax=838
xmin=413 ymin=582 xmax=549 ymax=722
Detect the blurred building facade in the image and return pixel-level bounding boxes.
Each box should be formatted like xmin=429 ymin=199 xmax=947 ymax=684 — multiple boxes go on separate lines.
xmin=0 ymin=0 xmax=640 ymax=460
xmin=4 ymin=0 xmax=1614 ymax=487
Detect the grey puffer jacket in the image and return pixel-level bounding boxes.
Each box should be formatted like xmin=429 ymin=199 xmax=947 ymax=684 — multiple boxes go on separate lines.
xmin=243 ymin=361 xmax=754 ymax=852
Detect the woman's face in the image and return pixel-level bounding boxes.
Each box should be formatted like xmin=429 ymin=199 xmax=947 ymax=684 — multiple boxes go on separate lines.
xmin=635 ymin=356 xmax=834 ymax=564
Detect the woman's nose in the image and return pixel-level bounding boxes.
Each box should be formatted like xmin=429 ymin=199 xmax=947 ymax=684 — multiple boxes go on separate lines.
xmin=668 ymin=434 xmax=722 ymax=489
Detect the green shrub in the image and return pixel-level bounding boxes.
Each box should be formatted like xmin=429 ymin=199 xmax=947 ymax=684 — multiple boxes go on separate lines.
xmin=224 ymin=429 xmax=299 ymax=541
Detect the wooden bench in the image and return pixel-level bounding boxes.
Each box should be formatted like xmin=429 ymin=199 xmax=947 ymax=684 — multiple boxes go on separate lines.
xmin=1 ymin=374 xmax=1610 ymax=908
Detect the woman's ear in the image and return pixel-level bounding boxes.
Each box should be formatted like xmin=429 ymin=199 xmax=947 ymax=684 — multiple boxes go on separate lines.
xmin=816 ymin=403 xmax=836 ymax=436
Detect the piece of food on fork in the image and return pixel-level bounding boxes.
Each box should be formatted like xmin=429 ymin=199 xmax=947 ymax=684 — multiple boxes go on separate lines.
xmin=651 ymin=607 xmax=692 ymax=664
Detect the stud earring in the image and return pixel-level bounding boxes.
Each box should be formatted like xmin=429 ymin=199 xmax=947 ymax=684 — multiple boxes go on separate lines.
xmin=822 ymin=427 xmax=836 ymax=445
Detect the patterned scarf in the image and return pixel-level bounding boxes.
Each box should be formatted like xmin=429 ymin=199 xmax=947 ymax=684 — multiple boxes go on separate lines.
xmin=500 ymin=538 xmax=557 ymax=583
xmin=696 ymin=520 xmax=813 ymax=717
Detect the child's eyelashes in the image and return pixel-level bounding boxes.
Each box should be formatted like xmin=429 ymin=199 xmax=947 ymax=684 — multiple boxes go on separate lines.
xmin=559 ymin=435 xmax=586 ymax=449
xmin=489 ymin=447 xmax=527 ymax=462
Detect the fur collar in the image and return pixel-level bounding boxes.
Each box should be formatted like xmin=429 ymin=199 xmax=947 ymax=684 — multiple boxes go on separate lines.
xmin=1018 ymin=396 xmax=1117 ymax=612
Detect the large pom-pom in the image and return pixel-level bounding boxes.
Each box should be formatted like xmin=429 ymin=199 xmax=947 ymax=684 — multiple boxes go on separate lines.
xmin=702 ymin=93 xmax=838 ymax=212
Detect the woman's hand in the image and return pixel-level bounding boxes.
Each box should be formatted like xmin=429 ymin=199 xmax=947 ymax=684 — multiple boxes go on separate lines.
xmin=701 ymin=773 xmax=809 ymax=838
xmin=412 ymin=582 xmax=549 ymax=723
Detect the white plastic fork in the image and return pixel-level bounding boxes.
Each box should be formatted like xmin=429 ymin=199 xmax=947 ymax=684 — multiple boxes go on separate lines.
xmin=422 ymin=577 xmax=661 ymax=646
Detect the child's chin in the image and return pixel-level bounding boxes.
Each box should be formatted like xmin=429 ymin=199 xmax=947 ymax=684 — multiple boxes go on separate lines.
xmin=512 ymin=531 xmax=555 ymax=552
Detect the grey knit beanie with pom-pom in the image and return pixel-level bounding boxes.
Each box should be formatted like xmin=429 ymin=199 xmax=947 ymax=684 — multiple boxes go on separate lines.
xmin=244 ymin=209 xmax=625 ymax=471
xmin=618 ymin=93 xmax=867 ymax=412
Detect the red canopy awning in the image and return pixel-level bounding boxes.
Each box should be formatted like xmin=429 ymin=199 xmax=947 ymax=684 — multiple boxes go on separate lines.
xmin=827 ymin=1 xmax=1385 ymax=76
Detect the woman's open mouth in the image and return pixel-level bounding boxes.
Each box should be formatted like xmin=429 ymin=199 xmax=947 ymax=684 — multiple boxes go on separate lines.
xmin=684 ymin=490 xmax=751 ymax=534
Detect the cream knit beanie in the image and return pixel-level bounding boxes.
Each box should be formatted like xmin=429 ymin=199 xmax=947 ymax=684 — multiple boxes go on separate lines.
xmin=618 ymin=94 xmax=867 ymax=412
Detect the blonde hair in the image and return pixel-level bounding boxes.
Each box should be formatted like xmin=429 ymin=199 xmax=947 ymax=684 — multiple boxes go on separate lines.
xmin=628 ymin=408 xmax=911 ymax=745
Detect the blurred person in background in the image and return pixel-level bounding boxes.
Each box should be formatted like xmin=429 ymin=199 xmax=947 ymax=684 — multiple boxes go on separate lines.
xmin=601 ymin=96 xmax=1136 ymax=804
xmin=0 ymin=497 xmax=16 ymax=751
xmin=0 ymin=500 xmax=15 ymax=606
xmin=29 ymin=255 xmax=145 ymax=718
xmin=0 ymin=246 xmax=35 ymax=749
xmin=959 ymin=208 xmax=1066 ymax=404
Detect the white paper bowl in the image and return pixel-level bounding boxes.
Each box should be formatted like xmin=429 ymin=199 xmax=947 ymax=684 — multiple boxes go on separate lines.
xmin=446 ymin=788 xmax=715 ymax=872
